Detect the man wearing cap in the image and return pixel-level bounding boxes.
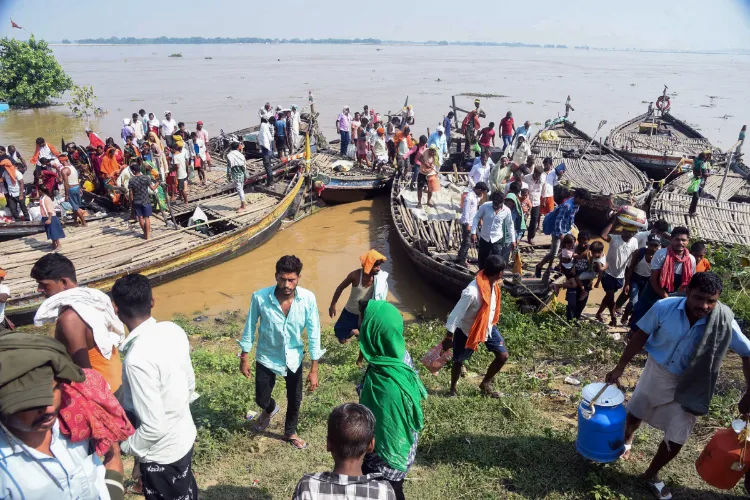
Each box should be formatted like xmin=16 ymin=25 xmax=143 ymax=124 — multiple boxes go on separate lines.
xmin=427 ymin=126 xmax=448 ymax=166
xmin=0 ymin=333 xmax=126 ymax=499
xmin=473 ymin=98 xmax=486 ymax=119
xmin=329 ymin=249 xmax=389 ymax=345
xmin=161 ymin=111 xmax=177 ymax=140
xmin=336 ymin=106 xmax=352 ymax=157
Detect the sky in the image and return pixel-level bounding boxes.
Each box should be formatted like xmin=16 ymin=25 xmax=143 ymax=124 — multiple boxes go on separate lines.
xmin=1 ymin=0 xmax=749 ymax=51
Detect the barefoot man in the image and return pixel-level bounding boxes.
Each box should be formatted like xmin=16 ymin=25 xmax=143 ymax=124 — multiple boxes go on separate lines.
xmin=239 ymin=255 xmax=324 ymax=450
xmin=605 ymin=272 xmax=750 ymax=500
xmin=440 ymin=255 xmax=509 ymax=398
xmin=329 ymin=249 xmax=389 ymax=344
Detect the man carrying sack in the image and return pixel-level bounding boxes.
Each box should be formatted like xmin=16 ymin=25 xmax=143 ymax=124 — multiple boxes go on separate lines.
xmin=606 ymin=272 xmax=750 ymax=500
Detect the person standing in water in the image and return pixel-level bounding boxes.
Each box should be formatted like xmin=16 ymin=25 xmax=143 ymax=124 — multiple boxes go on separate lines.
xmin=329 ymin=250 xmax=389 ymax=345
xmin=239 ymin=255 xmax=323 ymax=450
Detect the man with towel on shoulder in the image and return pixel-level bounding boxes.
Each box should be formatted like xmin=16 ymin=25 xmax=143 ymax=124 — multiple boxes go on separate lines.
xmin=441 ymin=255 xmax=510 ymax=398
xmin=30 ymin=254 xmax=125 ymax=395
xmin=0 ymin=333 xmax=131 ymax=499
xmin=606 ymin=272 xmax=750 ymax=500
xmin=329 ymin=250 xmax=389 ymax=346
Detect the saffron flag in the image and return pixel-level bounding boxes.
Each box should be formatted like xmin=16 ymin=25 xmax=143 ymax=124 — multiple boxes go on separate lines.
xmin=10 ymin=19 xmax=22 ymax=29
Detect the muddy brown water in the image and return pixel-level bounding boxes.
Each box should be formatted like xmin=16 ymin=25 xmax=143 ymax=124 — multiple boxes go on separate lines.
xmin=151 ymin=197 xmax=453 ymax=324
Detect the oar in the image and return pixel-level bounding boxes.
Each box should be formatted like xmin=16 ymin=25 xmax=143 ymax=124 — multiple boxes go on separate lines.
xmin=580 ymin=120 xmax=608 ymax=160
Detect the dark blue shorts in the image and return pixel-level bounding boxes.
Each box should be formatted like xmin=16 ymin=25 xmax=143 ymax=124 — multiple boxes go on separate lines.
xmin=133 ymin=203 xmax=153 ymax=218
xmin=602 ymin=273 xmax=624 ymax=292
xmin=334 ymin=308 xmax=360 ymax=343
xmin=452 ymin=326 xmax=507 ymax=363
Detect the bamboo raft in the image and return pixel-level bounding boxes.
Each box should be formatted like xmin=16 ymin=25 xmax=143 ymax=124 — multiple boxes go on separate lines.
xmin=389 ymin=171 xmax=561 ymax=310
xmin=650 ymin=171 xmax=750 ymax=245
xmin=310 ymin=150 xmax=393 ymax=203
xmin=4 ymin=169 xmax=305 ymax=324
xmin=606 ymin=110 xmax=716 ymax=180
xmin=530 ymin=120 xmax=650 ymax=230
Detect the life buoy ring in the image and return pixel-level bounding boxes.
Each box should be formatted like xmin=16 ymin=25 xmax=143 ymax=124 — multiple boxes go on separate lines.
xmin=656 ymin=95 xmax=671 ymax=112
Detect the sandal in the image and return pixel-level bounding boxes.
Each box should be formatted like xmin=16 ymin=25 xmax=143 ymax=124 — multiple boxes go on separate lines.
xmin=620 ymin=443 xmax=632 ymax=461
xmin=251 ymin=404 xmax=279 ymax=432
xmin=285 ymin=435 xmax=308 ymax=450
xmin=645 ymin=477 xmax=672 ymax=500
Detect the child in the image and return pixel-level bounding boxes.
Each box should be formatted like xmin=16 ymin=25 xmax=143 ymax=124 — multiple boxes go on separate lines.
xmin=357 ymin=127 xmax=370 ymax=168
xmin=558 ymin=234 xmax=577 ymax=279
xmin=691 ymin=241 xmax=711 ymax=272
xmin=519 ymin=187 xmax=532 ymax=218
xmin=38 ymin=183 xmax=65 ymax=250
xmin=554 ymin=233 xmax=598 ymax=302
xmin=293 ymin=403 xmax=396 ymax=500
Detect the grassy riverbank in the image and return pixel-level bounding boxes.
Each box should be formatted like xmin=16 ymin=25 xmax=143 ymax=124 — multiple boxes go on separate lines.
xmin=121 ymin=284 xmax=748 ymax=500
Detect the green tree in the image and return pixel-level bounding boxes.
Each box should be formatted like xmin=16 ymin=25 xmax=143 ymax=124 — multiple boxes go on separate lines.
xmin=67 ymin=84 xmax=98 ymax=118
xmin=0 ymin=35 xmax=73 ymax=107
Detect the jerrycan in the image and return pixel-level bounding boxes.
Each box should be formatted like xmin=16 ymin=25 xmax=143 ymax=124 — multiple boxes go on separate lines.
xmin=696 ymin=419 xmax=750 ymax=490
xmin=576 ymin=382 xmax=626 ymax=463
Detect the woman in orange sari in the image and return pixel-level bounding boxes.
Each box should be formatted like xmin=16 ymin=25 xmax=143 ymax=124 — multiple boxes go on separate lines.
xmin=99 ymin=148 xmax=125 ymax=203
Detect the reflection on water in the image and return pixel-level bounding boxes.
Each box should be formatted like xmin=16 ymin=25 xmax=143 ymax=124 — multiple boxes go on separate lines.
xmin=151 ymin=197 xmax=453 ymax=324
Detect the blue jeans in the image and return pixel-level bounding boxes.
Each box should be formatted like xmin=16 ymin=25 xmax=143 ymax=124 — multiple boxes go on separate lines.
xmin=340 ymin=130 xmax=350 ymax=156
xmin=502 ymin=135 xmax=513 ymax=151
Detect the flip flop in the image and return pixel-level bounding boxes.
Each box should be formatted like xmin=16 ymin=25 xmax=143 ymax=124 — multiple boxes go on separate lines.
xmin=250 ymin=404 xmax=279 ymax=432
xmin=285 ymin=435 xmax=308 ymax=450
xmin=645 ymin=478 xmax=672 ymax=500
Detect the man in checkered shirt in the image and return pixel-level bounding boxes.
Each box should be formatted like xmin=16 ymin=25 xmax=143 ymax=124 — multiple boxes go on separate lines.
xmin=293 ymin=403 xmax=396 ymax=500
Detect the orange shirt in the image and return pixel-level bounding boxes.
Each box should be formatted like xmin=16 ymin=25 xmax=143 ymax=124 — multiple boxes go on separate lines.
xmin=88 ymin=345 xmax=122 ymax=393
xmin=696 ymin=257 xmax=711 ymax=273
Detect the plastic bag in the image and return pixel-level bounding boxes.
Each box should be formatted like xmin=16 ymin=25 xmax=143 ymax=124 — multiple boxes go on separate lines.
xmin=687 ymin=177 xmax=701 ymax=195
xmin=346 ymin=143 xmax=356 ymax=159
xmin=421 ymin=344 xmax=452 ymax=375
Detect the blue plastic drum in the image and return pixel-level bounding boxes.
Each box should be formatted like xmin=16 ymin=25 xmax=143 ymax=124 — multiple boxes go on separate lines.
xmin=576 ymin=382 xmax=627 ymax=463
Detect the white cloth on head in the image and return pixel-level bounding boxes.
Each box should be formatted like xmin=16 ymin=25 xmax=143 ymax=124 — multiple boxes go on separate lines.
xmin=34 ymin=287 xmax=125 ymax=359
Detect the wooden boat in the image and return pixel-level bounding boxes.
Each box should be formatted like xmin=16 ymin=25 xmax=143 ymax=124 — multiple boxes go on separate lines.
xmin=530 ymin=118 xmax=651 ymax=231
xmin=650 ymin=166 xmax=750 ymax=245
xmin=4 ymin=165 xmax=305 ymax=325
xmin=389 ymin=171 xmax=560 ymax=311
xmin=606 ymin=102 xmax=715 ymax=180
xmin=310 ymin=150 xmax=393 ymax=203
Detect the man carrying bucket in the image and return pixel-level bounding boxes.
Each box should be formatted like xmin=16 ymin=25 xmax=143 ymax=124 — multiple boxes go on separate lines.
xmin=605 ymin=272 xmax=750 ymax=500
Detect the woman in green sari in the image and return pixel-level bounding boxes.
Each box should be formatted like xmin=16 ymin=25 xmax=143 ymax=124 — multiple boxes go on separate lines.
xmin=359 ymin=300 xmax=427 ymax=500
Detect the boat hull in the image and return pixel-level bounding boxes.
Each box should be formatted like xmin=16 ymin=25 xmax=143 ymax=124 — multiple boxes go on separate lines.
xmin=319 ymin=177 xmax=392 ymax=203
xmin=6 ymin=174 xmax=304 ymax=325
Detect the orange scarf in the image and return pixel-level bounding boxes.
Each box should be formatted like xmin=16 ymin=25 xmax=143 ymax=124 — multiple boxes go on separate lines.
xmin=466 ymin=271 xmax=501 ymax=351
xmin=30 ymin=142 xmax=60 ymax=164
xmin=0 ymin=159 xmax=17 ymax=185
xmin=99 ymin=149 xmax=121 ymax=180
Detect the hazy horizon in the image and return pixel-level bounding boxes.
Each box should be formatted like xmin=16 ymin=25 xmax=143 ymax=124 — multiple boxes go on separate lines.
xmin=1 ymin=0 xmax=749 ymax=52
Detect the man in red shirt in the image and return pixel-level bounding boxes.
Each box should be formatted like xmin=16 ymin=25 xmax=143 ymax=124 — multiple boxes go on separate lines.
xmin=499 ymin=112 xmax=515 ymax=152
xmin=478 ymin=122 xmax=496 ymax=151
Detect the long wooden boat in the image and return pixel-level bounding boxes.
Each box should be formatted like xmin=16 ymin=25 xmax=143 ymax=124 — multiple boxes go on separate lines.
xmin=310 ymin=150 xmax=392 ymax=203
xmin=531 ymin=118 xmax=650 ymax=231
xmin=389 ymin=171 xmax=560 ymax=311
xmin=650 ymin=167 xmax=750 ymax=246
xmin=4 ymin=166 xmax=305 ymax=325
xmin=606 ymin=106 xmax=715 ymax=180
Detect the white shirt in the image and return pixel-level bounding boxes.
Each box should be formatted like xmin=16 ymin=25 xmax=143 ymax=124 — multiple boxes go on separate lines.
xmin=373 ymin=137 xmax=387 ymax=159
xmin=2 ymin=170 xmax=23 ymax=197
xmin=161 ymin=118 xmax=177 ymax=137
xmin=259 ymin=122 xmax=273 ymax=150
xmin=0 ymin=284 xmax=8 ymax=323
xmin=461 ymin=190 xmax=480 ymax=225
xmin=119 ymin=318 xmax=197 ymax=464
xmin=605 ymin=235 xmax=639 ymax=279
xmin=133 ymin=120 xmax=145 ymax=141
xmin=290 ymin=111 xmax=301 ymax=133
xmin=147 ymin=117 xmax=160 ymax=131
xmin=35 ymin=144 xmax=56 ymax=165
xmin=634 ymin=230 xmax=651 ymax=249
xmin=512 ymin=142 xmax=530 ymax=165
xmin=523 ymin=172 xmax=546 ymax=207
xmin=172 ymin=151 xmax=187 ymax=179
xmin=504 ymin=181 xmax=528 ymax=196
xmin=194 ymin=137 xmax=207 ymax=161
xmin=651 ymin=247 xmax=696 ymax=275
xmin=446 ymin=281 xmax=497 ymax=340
xmin=468 ymin=158 xmax=493 ymax=190
xmin=259 ymin=106 xmax=274 ymax=121
xmin=471 ymin=202 xmax=516 ymax=244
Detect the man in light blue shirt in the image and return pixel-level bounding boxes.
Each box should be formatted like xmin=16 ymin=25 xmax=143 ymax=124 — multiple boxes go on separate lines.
xmin=427 ymin=126 xmax=448 ymax=166
xmin=606 ymin=272 xmax=750 ymax=499
xmin=513 ymin=120 xmax=532 ymax=141
xmin=472 ymin=191 xmax=516 ymax=269
xmin=240 ymin=255 xmax=324 ymax=450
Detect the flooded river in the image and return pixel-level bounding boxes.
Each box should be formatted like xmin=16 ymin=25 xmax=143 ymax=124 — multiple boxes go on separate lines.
xmin=4 ymin=44 xmax=748 ymax=321
xmin=151 ymin=197 xmax=453 ymax=324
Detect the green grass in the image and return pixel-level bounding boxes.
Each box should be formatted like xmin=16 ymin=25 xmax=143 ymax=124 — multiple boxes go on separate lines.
xmin=119 ymin=293 xmax=750 ymax=499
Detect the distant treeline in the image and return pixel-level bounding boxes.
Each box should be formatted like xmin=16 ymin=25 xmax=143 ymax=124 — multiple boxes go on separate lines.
xmin=63 ymin=36 xmax=576 ymax=49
